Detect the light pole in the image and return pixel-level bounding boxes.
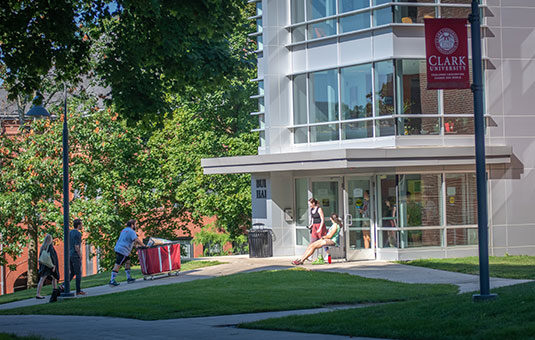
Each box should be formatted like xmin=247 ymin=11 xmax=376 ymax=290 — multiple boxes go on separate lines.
xmin=469 ymin=0 xmax=497 ymax=301
xmin=26 ymin=88 xmax=74 ymax=297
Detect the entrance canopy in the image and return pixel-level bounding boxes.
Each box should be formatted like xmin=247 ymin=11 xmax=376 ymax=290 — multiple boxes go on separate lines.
xmin=201 ymin=146 xmax=512 ymax=175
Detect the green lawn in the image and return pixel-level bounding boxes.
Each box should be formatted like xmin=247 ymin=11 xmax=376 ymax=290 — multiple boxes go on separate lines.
xmin=0 ymin=269 xmax=457 ymax=320
xmin=0 ymin=260 xmax=223 ymax=305
xmin=242 ymin=281 xmax=535 ymax=340
xmin=398 ymin=255 xmax=535 ymax=280
xmin=0 ymin=334 xmax=46 ymax=340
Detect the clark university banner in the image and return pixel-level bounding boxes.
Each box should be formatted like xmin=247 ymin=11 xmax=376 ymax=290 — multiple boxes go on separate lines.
xmin=424 ymin=18 xmax=470 ymax=90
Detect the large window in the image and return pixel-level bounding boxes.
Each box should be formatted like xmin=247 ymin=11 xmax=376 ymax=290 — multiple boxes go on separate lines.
xmin=289 ymin=0 xmax=476 ymax=43
xmin=291 ymin=59 xmax=479 ymax=144
xmin=375 ymin=172 xmax=476 ymax=249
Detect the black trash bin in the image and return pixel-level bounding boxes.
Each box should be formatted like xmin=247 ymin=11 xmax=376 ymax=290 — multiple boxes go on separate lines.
xmin=248 ymin=227 xmax=273 ymax=258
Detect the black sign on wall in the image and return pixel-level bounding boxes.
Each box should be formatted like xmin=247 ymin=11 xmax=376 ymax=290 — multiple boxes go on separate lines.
xmin=256 ymin=179 xmax=267 ymax=199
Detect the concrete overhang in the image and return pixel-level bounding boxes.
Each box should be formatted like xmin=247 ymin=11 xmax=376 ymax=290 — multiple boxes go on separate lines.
xmin=201 ymin=146 xmax=512 ymax=175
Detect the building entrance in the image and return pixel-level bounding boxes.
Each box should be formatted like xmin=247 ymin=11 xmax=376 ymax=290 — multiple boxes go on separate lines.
xmin=344 ymin=177 xmax=376 ymax=260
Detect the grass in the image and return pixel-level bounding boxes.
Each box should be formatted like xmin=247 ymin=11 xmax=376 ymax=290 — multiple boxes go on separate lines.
xmin=0 ymin=268 xmax=457 ymax=320
xmin=0 ymin=260 xmax=223 ymax=305
xmin=398 ymin=255 xmax=535 ymax=280
xmin=0 ymin=334 xmax=47 ymax=340
xmin=242 ymin=281 xmax=535 ymax=340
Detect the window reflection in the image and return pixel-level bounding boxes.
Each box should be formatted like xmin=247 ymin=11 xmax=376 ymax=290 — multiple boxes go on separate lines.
xmin=340 ymin=12 xmax=370 ymax=33
xmin=446 ymin=173 xmax=478 ymax=226
xmin=293 ymin=74 xmax=308 ymax=125
xmin=309 ymin=69 xmax=339 ymax=123
xmin=341 ymin=64 xmax=373 ymax=120
xmin=374 ymin=61 xmax=395 ymax=116
xmin=307 ymin=19 xmax=337 ymax=39
xmin=339 ymin=0 xmax=369 ymax=13
xmin=307 ymin=0 xmax=337 ymax=20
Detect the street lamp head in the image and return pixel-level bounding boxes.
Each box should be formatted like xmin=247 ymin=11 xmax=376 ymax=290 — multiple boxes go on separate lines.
xmin=25 ymin=105 xmax=51 ymax=119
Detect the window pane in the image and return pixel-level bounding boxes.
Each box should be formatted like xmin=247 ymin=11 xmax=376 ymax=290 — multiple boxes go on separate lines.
xmin=376 ymin=118 xmax=395 ymax=136
xmin=257 ymin=35 xmax=263 ymax=50
xmin=373 ymin=0 xmax=390 ymax=5
xmin=307 ymin=0 xmax=336 ymax=20
xmin=342 ymin=121 xmax=373 ymax=139
xmin=294 ymin=127 xmax=308 ymax=143
xmin=256 ymin=2 xmax=262 ymax=16
xmin=309 ymin=69 xmax=339 ymax=123
xmin=375 ymin=61 xmax=395 ymax=116
xmin=258 ymin=81 xmax=264 ymax=95
xmin=447 ymin=228 xmax=478 ymax=246
xmin=341 ymin=64 xmax=373 ymax=119
xmin=307 ymin=19 xmax=336 ymax=39
xmin=292 ymin=0 xmax=305 ymax=23
xmin=311 ymin=124 xmax=339 ymax=142
xmin=259 ymin=130 xmax=265 ymax=147
xmin=446 ymin=173 xmax=477 ymax=226
xmin=292 ymin=25 xmax=306 ymax=43
xmin=293 ymin=74 xmax=307 ymax=124
xmin=378 ymin=175 xmax=398 ymax=228
xmin=399 ymin=174 xmax=442 ymax=227
xmin=398 ymin=117 xmax=440 ymax=135
xmin=258 ymin=114 xmax=265 ymax=129
xmin=397 ymin=60 xmax=438 ymax=115
xmin=401 ymin=229 xmax=442 ymax=248
xmin=394 ymin=5 xmax=436 ymax=24
xmin=441 ymin=6 xmax=471 ymax=19
xmin=258 ymin=97 xmax=264 ymax=112
xmin=444 ymin=117 xmax=473 ymax=135
xmin=296 ymin=228 xmax=311 ymax=245
xmin=340 ymin=12 xmax=371 ymax=33
xmin=339 ymin=0 xmax=369 ymax=13
xmin=379 ymin=230 xmax=399 ymax=248
xmin=374 ymin=7 xmax=392 ymax=26
xmin=257 ymin=18 xmax=263 ymax=32
xmin=295 ymin=178 xmax=309 ymax=226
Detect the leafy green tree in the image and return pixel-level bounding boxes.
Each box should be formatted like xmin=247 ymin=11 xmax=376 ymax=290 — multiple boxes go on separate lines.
xmin=0 ymin=118 xmax=64 ymax=288
xmin=0 ymin=0 xmax=247 ymax=124
xmin=147 ymin=3 xmax=258 ymax=241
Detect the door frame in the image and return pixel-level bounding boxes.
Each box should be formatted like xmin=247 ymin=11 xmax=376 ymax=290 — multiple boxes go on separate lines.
xmin=343 ymin=175 xmax=377 ymax=261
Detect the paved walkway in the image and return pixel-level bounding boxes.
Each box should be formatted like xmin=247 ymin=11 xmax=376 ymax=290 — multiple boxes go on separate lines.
xmin=0 ymin=256 xmax=531 ymax=339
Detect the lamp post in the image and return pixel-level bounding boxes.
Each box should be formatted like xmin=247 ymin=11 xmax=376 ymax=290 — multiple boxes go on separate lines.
xmin=469 ymin=0 xmax=497 ymax=302
xmin=26 ymin=87 xmax=74 ymax=297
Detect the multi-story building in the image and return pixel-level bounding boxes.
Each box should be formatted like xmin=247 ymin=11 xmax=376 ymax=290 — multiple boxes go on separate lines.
xmin=202 ymin=0 xmax=535 ymax=261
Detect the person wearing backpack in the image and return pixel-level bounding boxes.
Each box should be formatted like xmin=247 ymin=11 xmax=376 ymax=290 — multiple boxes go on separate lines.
xmin=36 ymin=234 xmax=60 ymax=302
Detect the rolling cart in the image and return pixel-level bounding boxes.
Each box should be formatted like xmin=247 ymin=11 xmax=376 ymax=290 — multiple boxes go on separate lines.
xmin=137 ymin=242 xmax=181 ymax=280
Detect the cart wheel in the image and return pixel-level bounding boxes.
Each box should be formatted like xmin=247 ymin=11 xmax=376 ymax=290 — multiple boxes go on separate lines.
xmin=143 ymin=277 xmax=147 ymax=281
xmin=168 ymin=272 xmax=171 ymax=276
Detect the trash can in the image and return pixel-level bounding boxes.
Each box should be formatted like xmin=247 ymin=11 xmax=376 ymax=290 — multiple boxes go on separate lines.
xmin=248 ymin=227 xmax=273 ymax=258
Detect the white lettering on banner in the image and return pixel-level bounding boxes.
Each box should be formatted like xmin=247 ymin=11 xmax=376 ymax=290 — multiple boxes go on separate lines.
xmin=428 ymin=56 xmax=467 ymax=66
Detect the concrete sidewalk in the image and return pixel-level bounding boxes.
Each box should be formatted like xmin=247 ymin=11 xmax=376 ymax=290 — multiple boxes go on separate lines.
xmin=0 ymin=256 xmax=531 ymax=340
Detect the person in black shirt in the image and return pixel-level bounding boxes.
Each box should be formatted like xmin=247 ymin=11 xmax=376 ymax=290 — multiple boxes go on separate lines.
xmin=68 ymin=218 xmax=86 ymax=296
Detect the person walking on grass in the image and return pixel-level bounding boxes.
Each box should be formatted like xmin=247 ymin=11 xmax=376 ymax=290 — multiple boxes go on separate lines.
xmin=109 ymin=219 xmax=146 ymax=286
xmin=36 ymin=234 xmax=60 ymax=302
xmin=69 ymin=218 xmax=86 ymax=296
xmin=292 ymin=214 xmax=342 ymax=265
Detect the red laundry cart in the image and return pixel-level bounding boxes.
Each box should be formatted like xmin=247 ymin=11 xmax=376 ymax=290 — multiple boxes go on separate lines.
xmin=137 ymin=242 xmax=181 ymax=280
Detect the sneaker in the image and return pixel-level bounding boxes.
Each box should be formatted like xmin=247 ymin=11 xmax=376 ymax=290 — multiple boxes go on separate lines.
xmin=291 ymin=259 xmax=303 ymax=265
xmin=109 ymin=280 xmax=120 ymax=287
xmin=76 ymin=291 xmax=87 ymax=296
xmin=312 ymin=255 xmax=326 ymax=265
xmin=127 ymin=278 xmax=136 ymax=284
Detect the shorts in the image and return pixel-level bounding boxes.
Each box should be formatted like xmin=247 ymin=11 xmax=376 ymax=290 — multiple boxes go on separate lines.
xmin=310 ymin=223 xmax=326 ymax=240
xmin=115 ymin=252 xmax=130 ymax=266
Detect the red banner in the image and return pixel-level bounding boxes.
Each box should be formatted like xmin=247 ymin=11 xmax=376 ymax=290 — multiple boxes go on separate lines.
xmin=425 ymin=18 xmax=470 ymax=90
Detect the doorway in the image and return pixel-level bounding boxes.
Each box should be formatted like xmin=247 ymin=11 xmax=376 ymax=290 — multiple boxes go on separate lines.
xmin=345 ymin=176 xmax=375 ymax=260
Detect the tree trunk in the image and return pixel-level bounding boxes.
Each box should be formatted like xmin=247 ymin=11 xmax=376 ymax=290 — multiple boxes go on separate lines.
xmin=27 ymin=224 xmax=39 ymax=289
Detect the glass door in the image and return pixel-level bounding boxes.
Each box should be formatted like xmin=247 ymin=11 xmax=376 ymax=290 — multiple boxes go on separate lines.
xmin=345 ymin=176 xmax=375 ymax=260
xmin=311 ymin=178 xmax=344 ymax=258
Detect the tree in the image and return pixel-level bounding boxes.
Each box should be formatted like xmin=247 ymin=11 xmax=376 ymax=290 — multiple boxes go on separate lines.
xmin=0 ymin=117 xmax=64 ymax=288
xmin=0 ymin=0 xmax=247 ymax=125
xmin=147 ymin=4 xmax=258 ymax=240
